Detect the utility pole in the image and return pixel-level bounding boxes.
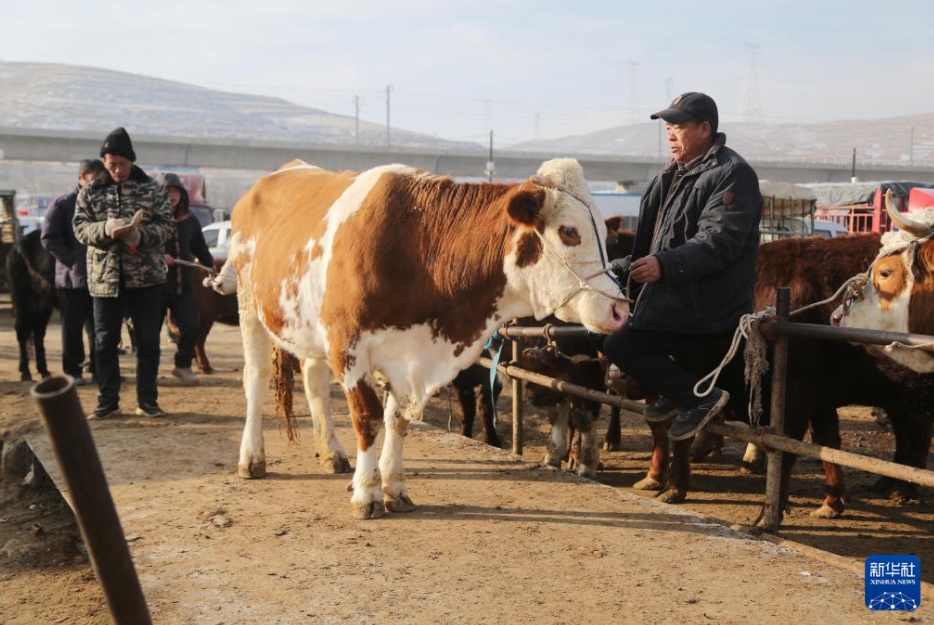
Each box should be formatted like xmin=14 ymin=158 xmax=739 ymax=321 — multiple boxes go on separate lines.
xmin=851 ymin=147 xmax=858 ymax=183
xmin=742 ymin=44 xmax=762 ymax=123
xmin=385 ymin=84 xmax=394 ymax=150
xmin=625 ymin=61 xmax=640 ymax=125
xmin=658 ymin=78 xmax=673 ymax=160
xmin=353 ymin=95 xmax=360 ymax=144
xmin=486 ymin=130 xmax=495 ymax=182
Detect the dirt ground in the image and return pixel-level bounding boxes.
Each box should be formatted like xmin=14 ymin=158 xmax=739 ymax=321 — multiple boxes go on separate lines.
xmin=1 ymin=293 xmax=932 ymax=624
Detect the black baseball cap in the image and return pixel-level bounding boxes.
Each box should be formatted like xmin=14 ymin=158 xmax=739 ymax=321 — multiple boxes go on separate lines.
xmin=651 ymin=92 xmax=718 ymax=132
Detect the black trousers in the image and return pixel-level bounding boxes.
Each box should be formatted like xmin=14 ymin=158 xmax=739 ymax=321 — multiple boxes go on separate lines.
xmin=93 ymin=285 xmax=163 ymax=407
xmin=161 ymin=289 xmax=199 ymax=369
xmin=603 ymin=325 xmax=736 ymax=410
xmin=58 ymin=288 xmax=95 ymax=378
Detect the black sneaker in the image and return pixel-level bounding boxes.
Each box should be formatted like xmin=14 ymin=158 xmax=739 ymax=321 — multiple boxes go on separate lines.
xmin=643 ymin=397 xmax=679 ymax=423
xmin=669 ymin=389 xmax=730 ymax=442
xmin=135 ymin=403 xmax=166 ymax=418
xmin=92 ymin=403 xmax=120 ymax=419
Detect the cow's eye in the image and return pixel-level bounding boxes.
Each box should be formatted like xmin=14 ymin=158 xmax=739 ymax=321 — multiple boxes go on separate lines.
xmin=558 ymin=226 xmax=581 ymax=245
xmin=879 ymin=268 xmax=894 ymax=279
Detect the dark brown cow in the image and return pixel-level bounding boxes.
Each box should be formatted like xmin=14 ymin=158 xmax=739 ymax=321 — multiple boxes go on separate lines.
xmin=6 ymin=230 xmax=55 ymax=381
xmin=636 ymin=233 xmax=934 ymax=525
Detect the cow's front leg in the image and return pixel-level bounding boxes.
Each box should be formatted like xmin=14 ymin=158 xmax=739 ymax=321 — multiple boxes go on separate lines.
xmin=380 ymin=394 xmax=416 ymax=513
xmin=544 ymin=402 xmax=571 ymax=468
xmin=346 ymin=381 xmax=385 ymax=519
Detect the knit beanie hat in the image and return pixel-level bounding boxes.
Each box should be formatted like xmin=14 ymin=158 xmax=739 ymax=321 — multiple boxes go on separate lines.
xmin=100 ymin=127 xmax=136 ymax=162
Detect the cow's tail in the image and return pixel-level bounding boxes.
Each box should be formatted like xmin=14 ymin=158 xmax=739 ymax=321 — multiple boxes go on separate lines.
xmin=206 ymin=256 xmax=238 ymax=295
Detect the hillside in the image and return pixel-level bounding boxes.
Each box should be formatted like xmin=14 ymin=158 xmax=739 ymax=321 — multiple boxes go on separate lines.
xmin=0 ymin=61 xmax=483 ymax=151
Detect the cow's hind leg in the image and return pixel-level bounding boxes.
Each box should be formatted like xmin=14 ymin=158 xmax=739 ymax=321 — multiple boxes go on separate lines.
xmin=544 ymin=402 xmax=571 ymax=468
xmin=301 ymin=358 xmax=351 ymax=473
xmin=33 ymin=312 xmax=52 ymax=378
xmin=237 ymin=314 xmax=274 ymax=479
xmin=380 ymin=394 xmax=416 ymax=513
xmin=346 ymin=380 xmax=386 ymax=519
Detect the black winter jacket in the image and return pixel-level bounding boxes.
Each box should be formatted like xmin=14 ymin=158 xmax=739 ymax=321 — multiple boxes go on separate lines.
xmin=41 ymin=188 xmax=88 ymax=290
xmin=162 ymin=178 xmax=213 ymax=295
xmin=625 ymin=134 xmax=762 ymax=333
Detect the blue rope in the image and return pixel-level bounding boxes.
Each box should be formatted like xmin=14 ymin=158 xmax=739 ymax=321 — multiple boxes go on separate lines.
xmin=484 ymin=331 xmax=506 ymax=427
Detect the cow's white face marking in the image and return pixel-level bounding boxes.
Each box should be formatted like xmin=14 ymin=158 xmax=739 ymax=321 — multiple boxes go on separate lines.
xmin=503 ymin=160 xmax=626 ymax=334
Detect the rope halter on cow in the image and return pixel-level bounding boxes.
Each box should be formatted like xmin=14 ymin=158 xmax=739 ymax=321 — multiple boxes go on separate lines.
xmin=529 ymin=183 xmax=631 ymax=318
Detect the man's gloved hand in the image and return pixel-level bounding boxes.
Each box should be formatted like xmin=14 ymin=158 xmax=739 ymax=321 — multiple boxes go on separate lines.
xmin=122 ymin=229 xmax=141 ymax=248
xmin=609 ymin=256 xmax=630 ymax=277
xmin=104 ymin=217 xmax=130 ymax=239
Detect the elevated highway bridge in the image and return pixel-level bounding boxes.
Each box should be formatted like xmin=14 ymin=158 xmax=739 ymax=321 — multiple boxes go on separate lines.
xmin=3 ymin=127 xmax=933 ymax=190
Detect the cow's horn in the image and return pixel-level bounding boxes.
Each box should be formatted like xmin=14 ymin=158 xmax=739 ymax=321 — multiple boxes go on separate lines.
xmin=885 ymin=189 xmax=934 ymax=237
xmin=529 ymin=174 xmax=554 ymax=188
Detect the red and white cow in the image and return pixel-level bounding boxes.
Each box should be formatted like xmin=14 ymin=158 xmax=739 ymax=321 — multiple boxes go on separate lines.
xmin=832 ymin=191 xmax=934 ymax=373
xmin=213 ymin=159 xmax=628 ymax=519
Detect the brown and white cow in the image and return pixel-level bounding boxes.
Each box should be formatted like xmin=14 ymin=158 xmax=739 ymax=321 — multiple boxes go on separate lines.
xmin=831 ymin=191 xmax=934 ymax=373
xmin=212 ymin=159 xmax=628 ymax=519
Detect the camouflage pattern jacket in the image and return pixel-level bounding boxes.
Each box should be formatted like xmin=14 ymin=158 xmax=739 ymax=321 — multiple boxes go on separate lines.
xmin=73 ymin=166 xmax=174 ymax=298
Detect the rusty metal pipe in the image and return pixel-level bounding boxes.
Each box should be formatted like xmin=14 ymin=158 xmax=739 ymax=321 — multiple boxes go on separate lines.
xmin=30 ymin=375 xmax=152 ymax=625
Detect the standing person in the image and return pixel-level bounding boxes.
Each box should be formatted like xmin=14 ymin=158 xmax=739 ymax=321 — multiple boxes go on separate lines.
xmin=40 ymin=158 xmax=106 ymax=385
xmin=160 ymin=173 xmax=213 ymax=385
xmin=73 ymin=127 xmax=174 ymax=418
xmin=603 ymin=92 xmax=762 ymax=442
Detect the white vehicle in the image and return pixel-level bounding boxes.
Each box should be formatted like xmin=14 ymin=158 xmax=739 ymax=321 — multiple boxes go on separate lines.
xmin=202 ymin=220 xmax=231 ymax=260
xmin=760 ymin=216 xmax=849 ymax=241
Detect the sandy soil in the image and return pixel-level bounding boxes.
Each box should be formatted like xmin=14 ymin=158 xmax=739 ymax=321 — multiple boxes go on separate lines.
xmin=1 ymin=294 xmax=932 ymax=624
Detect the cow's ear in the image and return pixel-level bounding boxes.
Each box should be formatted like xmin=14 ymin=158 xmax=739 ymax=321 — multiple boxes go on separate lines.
xmin=506 ymin=184 xmax=546 ymax=227
xmin=604 ymin=215 xmax=623 ymax=232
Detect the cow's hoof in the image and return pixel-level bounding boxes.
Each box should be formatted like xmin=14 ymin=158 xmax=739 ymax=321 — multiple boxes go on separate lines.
xmin=322 ymin=456 xmax=352 ymax=474
xmin=739 ymin=461 xmax=765 ymax=476
xmin=20 ymin=373 xmax=32 ymax=382
xmin=654 ymin=489 xmax=685 ymax=504
xmin=385 ymin=494 xmax=416 ymax=513
xmin=602 ymin=440 xmax=621 ymax=452
xmin=238 ymin=461 xmax=266 ymax=479
xmin=352 ymin=501 xmax=386 ymax=520
xmin=632 ymin=475 xmax=664 ymax=491
xmin=201 ymin=366 xmax=215 ymax=374
xmin=39 ymin=371 xmax=52 ymax=379
xmin=811 ymin=503 xmax=843 ymax=519
xmin=869 ymin=475 xmax=895 ymax=495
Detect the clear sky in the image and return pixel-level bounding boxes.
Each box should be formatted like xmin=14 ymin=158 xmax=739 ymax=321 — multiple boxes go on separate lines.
xmin=2 ymin=0 xmax=933 ymax=146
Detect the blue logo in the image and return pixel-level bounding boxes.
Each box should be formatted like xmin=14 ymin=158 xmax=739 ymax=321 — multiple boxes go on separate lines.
xmin=865 ymin=555 xmax=920 ymax=610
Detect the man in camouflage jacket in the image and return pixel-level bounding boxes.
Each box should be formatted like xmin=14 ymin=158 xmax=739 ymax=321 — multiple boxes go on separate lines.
xmin=73 ymin=127 xmax=174 ymax=418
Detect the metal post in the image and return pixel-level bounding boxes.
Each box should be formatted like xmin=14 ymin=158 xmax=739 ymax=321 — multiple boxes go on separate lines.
xmin=511 ymin=340 xmax=523 ymax=455
xmin=761 ymin=288 xmax=790 ymax=530
xmin=30 ymin=376 xmax=152 ymax=625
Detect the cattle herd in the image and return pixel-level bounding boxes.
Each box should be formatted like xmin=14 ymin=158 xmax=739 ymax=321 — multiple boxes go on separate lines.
xmin=7 ymin=162 xmax=933 ymax=528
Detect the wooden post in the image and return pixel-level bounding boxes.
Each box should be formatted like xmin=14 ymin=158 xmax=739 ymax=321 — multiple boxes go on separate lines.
xmin=30 ymin=376 xmax=152 ymax=625
xmin=511 ymin=340 xmax=523 ymax=455
xmin=761 ymin=288 xmax=790 ymax=530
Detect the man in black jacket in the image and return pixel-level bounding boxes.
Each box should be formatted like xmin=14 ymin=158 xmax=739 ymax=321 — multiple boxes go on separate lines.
xmin=160 ymin=173 xmax=213 ymax=385
xmin=604 ymin=92 xmax=762 ymax=441
xmin=40 ymin=158 xmax=106 ymax=384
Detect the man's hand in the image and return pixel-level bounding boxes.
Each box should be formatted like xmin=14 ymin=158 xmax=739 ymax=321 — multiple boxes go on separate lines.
xmin=104 ymin=217 xmax=129 ymax=239
xmin=164 ymin=254 xmax=175 ymax=266
xmin=122 ymin=229 xmax=141 ymax=248
xmin=630 ymin=255 xmax=661 ymax=283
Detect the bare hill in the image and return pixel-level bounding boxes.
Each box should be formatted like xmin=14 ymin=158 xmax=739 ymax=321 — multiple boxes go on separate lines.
xmin=0 ymin=61 xmax=483 ymax=151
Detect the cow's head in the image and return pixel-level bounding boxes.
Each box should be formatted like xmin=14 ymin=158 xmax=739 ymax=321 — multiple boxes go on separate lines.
xmin=502 ymin=158 xmax=628 ymax=334
xmin=831 ymin=190 xmax=934 ymax=372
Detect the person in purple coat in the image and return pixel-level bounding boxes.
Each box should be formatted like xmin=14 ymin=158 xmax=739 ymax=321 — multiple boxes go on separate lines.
xmin=40 ymin=159 xmax=106 ymax=385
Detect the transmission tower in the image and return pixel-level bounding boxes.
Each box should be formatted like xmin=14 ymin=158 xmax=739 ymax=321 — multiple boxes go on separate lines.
xmin=626 ymin=61 xmax=640 ymax=125
xmin=741 ymin=44 xmax=762 ymax=123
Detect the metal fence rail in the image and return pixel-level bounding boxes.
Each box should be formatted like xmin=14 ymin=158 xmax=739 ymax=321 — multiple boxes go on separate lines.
xmin=487 ymin=289 xmax=934 ymax=531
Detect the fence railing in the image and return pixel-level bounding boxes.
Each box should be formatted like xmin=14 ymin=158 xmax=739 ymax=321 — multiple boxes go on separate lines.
xmin=484 ymin=288 xmax=934 ymax=532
